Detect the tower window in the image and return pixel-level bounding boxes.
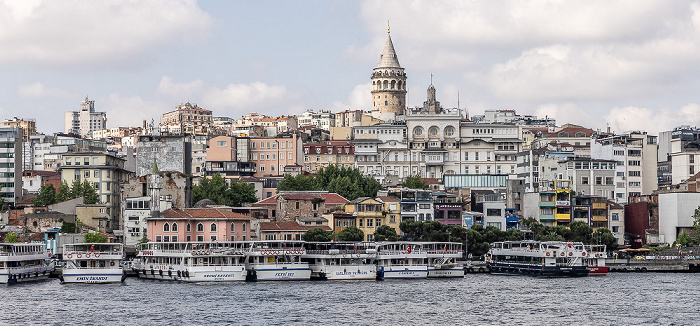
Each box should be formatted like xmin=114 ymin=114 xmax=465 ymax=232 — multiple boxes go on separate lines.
xmin=383 ymin=81 xmax=388 ymax=89
xmin=385 ymin=101 xmax=388 ymax=106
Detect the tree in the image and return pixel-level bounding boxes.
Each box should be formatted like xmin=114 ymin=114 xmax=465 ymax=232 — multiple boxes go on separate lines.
xmin=33 ymin=184 xmax=57 ymax=207
xmin=302 ymin=228 xmax=335 ymax=242
xmin=60 ymin=222 xmax=76 ymax=233
xmin=401 ymin=175 xmax=428 ymax=189
xmin=56 ymin=180 xmax=73 ymax=203
xmin=277 ymin=166 xmax=381 ymax=201
xmin=692 ymin=206 xmax=700 ymax=242
xmin=676 ymin=231 xmax=693 ymax=247
xmin=226 ymin=179 xmax=258 ymax=207
xmin=277 ymin=173 xmax=318 ymax=192
xmin=4 ymin=231 xmax=18 ymax=243
xmin=81 ymin=180 xmax=100 ymax=204
xmin=70 ymin=179 xmax=84 ymax=198
xmin=84 ymin=232 xmax=108 ymax=243
xmin=336 ymin=226 xmax=364 ymax=241
xmin=569 ymin=221 xmax=592 ymax=243
xmin=192 ymin=173 xmax=257 ymax=207
xmin=592 ymin=228 xmax=618 ymax=251
xmin=138 ymin=233 xmax=149 ymax=245
xmin=374 ymin=225 xmax=399 ymax=241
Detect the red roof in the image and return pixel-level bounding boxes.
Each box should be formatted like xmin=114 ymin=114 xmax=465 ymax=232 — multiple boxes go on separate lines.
xmin=259 ymin=221 xmax=331 ymax=232
xmin=253 ymin=192 xmax=349 ymax=206
xmin=161 ymin=208 xmax=253 ymax=220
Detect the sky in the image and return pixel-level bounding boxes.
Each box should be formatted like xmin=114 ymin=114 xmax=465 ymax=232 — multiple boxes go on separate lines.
xmin=2 ymin=0 xmax=700 ymax=135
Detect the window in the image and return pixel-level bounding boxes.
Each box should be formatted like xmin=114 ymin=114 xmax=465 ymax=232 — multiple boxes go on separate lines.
xmin=197 ymin=223 xmax=204 ymax=232
xmin=367 ymin=219 xmax=373 ymax=227
xmin=171 ymin=236 xmax=178 ymax=242
xmin=217 ymin=140 xmax=227 ymax=146
xmin=376 ymin=219 xmax=381 ymax=227
xmin=487 ymin=209 xmax=501 ymax=216
xmin=628 ymin=171 xmax=641 ymax=177
xmin=596 ymin=177 xmax=602 ymax=185
xmin=155 ymin=236 xmax=162 ymax=242
xmin=295 ymin=202 xmax=300 ymax=209
xmin=611 ymin=213 xmax=619 ymax=221
xmin=540 ymin=208 xmax=554 ymax=215
xmin=94 ymin=170 xmax=99 ymax=178
xmin=581 ymin=177 xmax=589 ymax=185
xmin=359 ymin=219 xmax=363 ymax=227
xmin=628 ymin=160 xmax=641 ymax=166
xmin=186 ymin=235 xmax=191 ymax=242
xmin=84 ymin=158 xmax=89 ymax=165
xmin=84 ymin=171 xmax=90 ymax=178
xmin=210 ymin=235 xmax=217 ymax=241
xmin=612 ymin=226 xmax=620 ymax=233
xmin=186 ymin=223 xmax=191 ymax=232
xmin=210 ymin=223 xmax=217 ymax=232
xmin=445 ymin=126 xmax=455 ymax=137
xmin=163 ymin=223 xmax=170 ymax=232
xmin=171 ymin=223 xmax=178 ymax=232
xmin=606 ymin=177 xmax=614 ymax=185
xmin=230 ymin=223 xmax=235 ymax=232
xmin=197 ymin=235 xmax=204 ymax=241
xmin=242 ymin=223 xmax=246 ymax=232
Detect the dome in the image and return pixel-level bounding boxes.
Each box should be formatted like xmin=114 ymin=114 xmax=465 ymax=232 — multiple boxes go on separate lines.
xmin=193 ymin=199 xmax=217 ymax=208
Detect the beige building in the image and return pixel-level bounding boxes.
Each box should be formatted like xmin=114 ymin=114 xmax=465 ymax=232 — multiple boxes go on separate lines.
xmin=249 ymin=134 xmax=302 ymax=178
xmin=161 ymin=102 xmax=213 ymax=135
xmin=76 ymin=204 xmax=110 ymax=233
xmin=302 ymin=141 xmax=354 ymax=173
xmin=3 ymin=118 xmax=36 ymax=141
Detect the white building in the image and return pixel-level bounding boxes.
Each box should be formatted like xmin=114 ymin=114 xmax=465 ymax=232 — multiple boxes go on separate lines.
xmin=0 ymin=127 xmax=22 ymax=205
xmin=658 ymin=192 xmax=700 ymax=245
xmin=64 ymin=96 xmax=107 ymax=137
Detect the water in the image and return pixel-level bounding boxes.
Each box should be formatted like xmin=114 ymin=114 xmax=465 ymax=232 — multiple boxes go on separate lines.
xmin=1 ymin=273 xmax=698 ymax=325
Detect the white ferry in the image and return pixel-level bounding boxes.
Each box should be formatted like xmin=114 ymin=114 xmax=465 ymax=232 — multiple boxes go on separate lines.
xmin=424 ymin=242 xmax=465 ymax=278
xmin=302 ymin=242 xmax=377 ymax=280
xmin=487 ymin=241 xmax=590 ymax=277
xmin=584 ymin=244 xmax=608 ymax=275
xmin=134 ymin=242 xmax=248 ymax=282
xmin=245 ymin=241 xmax=311 ymax=281
xmin=375 ymin=242 xmax=429 ymax=280
xmin=62 ymin=243 xmax=125 ymax=283
xmin=0 ymin=243 xmax=54 ymax=284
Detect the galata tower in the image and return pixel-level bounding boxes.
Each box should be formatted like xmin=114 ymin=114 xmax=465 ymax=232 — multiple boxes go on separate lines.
xmin=371 ymin=24 xmax=407 ymax=116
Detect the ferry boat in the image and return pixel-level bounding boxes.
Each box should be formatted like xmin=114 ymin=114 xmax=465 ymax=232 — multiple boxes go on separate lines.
xmin=375 ymin=242 xmax=428 ymax=279
xmin=584 ymin=244 xmax=608 ymax=275
xmin=487 ymin=241 xmax=590 ymax=277
xmin=424 ymin=242 xmax=465 ymax=278
xmin=0 ymin=243 xmax=54 ymax=284
xmin=245 ymin=241 xmax=311 ymax=281
xmin=135 ymin=242 xmax=248 ymax=282
xmin=302 ymin=242 xmax=377 ymax=280
xmin=62 ymin=243 xmax=125 ymax=283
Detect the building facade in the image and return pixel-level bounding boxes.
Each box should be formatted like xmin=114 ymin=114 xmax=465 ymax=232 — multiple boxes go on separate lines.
xmin=64 ymin=96 xmax=107 ymax=136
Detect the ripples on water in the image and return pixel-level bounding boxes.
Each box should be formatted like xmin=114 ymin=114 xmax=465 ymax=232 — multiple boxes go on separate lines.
xmin=1 ymin=273 xmax=698 ymax=326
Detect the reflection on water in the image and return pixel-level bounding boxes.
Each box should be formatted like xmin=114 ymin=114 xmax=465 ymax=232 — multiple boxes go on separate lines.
xmin=1 ymin=273 xmax=698 ymax=325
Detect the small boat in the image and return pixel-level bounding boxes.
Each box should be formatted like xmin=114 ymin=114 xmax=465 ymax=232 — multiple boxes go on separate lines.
xmin=134 ymin=242 xmax=248 ymax=282
xmin=584 ymin=244 xmax=608 ymax=275
xmin=302 ymin=242 xmax=377 ymax=280
xmin=62 ymin=243 xmax=125 ymax=283
xmin=423 ymin=242 xmax=465 ymax=278
xmin=375 ymin=242 xmax=428 ymax=279
xmin=0 ymin=243 xmax=54 ymax=284
xmin=245 ymin=241 xmax=311 ymax=281
xmin=487 ymin=241 xmax=590 ymax=277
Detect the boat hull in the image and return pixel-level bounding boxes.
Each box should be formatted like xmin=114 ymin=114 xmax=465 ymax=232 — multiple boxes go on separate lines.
xmin=247 ymin=266 xmax=312 ymax=281
xmin=378 ymin=266 xmax=428 ymax=279
xmin=488 ymin=263 xmax=589 ymax=277
xmin=137 ymin=267 xmax=247 ymax=282
xmin=0 ymin=268 xmax=53 ymax=284
xmin=587 ymin=266 xmax=609 ymax=275
xmin=427 ymin=267 xmax=465 ymax=278
xmin=311 ymin=265 xmax=376 ymax=280
xmin=62 ymin=269 xmax=124 ymax=283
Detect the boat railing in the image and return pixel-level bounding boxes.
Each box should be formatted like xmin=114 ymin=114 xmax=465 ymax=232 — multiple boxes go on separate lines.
xmin=0 ymin=251 xmax=47 ymax=257
xmin=377 ymin=249 xmax=425 ymax=255
xmin=304 ymin=249 xmax=373 ymax=255
xmin=65 ymin=250 xmax=122 ymax=257
xmin=3 ymin=265 xmax=52 ymax=273
xmin=424 ymin=250 xmax=462 ymax=255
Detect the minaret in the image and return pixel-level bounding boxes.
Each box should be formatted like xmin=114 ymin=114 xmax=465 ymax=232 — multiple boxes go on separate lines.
xmin=371 ymin=22 xmax=407 ymax=116
xmin=423 ymin=84 xmax=441 ymax=114
xmin=149 ymin=160 xmax=162 ymax=218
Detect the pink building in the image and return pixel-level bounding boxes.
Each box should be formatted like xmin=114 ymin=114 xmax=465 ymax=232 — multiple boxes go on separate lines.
xmin=148 ymin=208 xmax=254 ymax=242
xmin=249 ymin=134 xmax=302 ymax=178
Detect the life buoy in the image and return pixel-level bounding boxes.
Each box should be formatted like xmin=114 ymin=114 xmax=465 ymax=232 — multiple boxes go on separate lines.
xmin=546 ymin=252 xmax=550 ymax=257
xmin=275 ymin=250 xmax=280 ymax=255
xmin=110 ymin=261 xmax=115 ymax=267
xmin=48 ymin=252 xmax=51 ymax=258
xmin=560 ymin=252 xmax=565 ymax=257
xmin=356 ymin=253 xmax=361 ymax=258
xmin=94 ymin=252 xmax=100 ymax=258
xmin=76 ymin=253 xmax=82 ymax=258
xmin=568 ymin=252 xmax=573 ymax=256
xmin=205 ymin=250 xmax=210 ymax=255
xmin=85 ymin=253 xmax=91 ymax=258
xmin=66 ymin=253 xmax=73 ymax=259
xmin=343 ymin=253 xmax=347 ymax=258
xmin=582 ymin=252 xmax=587 ymax=257
xmin=595 ymin=253 xmax=600 ymax=258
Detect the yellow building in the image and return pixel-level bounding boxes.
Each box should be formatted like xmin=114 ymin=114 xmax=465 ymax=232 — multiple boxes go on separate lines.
xmin=344 ymin=196 xmax=401 ymax=241
xmin=302 ymin=141 xmax=355 ymax=173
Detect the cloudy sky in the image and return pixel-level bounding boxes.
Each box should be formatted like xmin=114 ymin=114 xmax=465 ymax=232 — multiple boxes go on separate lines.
xmin=2 ymin=0 xmax=700 ymax=135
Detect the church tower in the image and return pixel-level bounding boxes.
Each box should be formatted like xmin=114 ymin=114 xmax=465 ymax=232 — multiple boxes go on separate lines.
xmin=371 ymin=23 xmax=407 ymax=116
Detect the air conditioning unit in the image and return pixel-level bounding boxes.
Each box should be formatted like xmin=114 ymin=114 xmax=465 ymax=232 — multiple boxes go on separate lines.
xmin=135 ymin=221 xmax=139 ymax=224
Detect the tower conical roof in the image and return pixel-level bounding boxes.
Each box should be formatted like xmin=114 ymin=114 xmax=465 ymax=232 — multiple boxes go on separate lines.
xmin=377 ymin=32 xmax=401 ymax=68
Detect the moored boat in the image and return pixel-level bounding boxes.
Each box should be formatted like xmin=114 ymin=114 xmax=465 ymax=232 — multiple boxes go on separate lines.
xmin=423 ymin=242 xmax=465 ymax=278
xmin=62 ymin=243 xmax=125 ymax=283
xmin=302 ymin=242 xmax=377 ymax=280
xmin=375 ymin=242 xmax=428 ymax=279
xmin=487 ymin=241 xmax=590 ymax=277
xmin=584 ymin=244 xmax=608 ymax=275
xmin=0 ymin=243 xmax=54 ymax=284
xmin=134 ymin=242 xmax=248 ymax=282
xmin=245 ymin=241 xmax=311 ymax=281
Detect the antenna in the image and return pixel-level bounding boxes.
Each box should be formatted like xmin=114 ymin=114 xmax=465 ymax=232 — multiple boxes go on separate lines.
xmin=430 ymin=73 xmax=433 ymax=85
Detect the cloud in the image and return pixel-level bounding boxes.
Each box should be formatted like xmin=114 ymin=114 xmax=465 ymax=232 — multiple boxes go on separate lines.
xmin=17 ymin=82 xmax=72 ymax=99
xmin=156 ymin=76 xmax=205 ymax=100
xmin=330 ymin=83 xmax=372 ymax=111
xmin=606 ymin=104 xmax=700 ymax=134
xmin=100 ymin=94 xmax=169 ymax=128
xmin=202 ymin=82 xmax=299 ymax=116
xmin=0 ymin=0 xmax=212 ymax=67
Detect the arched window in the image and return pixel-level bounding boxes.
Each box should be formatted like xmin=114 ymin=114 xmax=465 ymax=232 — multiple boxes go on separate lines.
xmin=171 ymin=222 xmax=178 ymax=232
xmin=197 ymin=223 xmax=204 ymax=232
xmin=385 ymin=101 xmax=388 ymax=106
xmin=163 ymin=223 xmax=170 ymax=232
xmin=445 ymin=126 xmax=455 ymax=137
xmin=391 ymin=80 xmax=396 ymax=89
xmin=242 ymin=223 xmax=247 ymax=232
xmin=398 ymin=81 xmax=402 ymax=89
xmin=210 ymin=223 xmax=217 ymax=232
xmin=429 ymin=126 xmax=439 ymax=137
xmin=383 ymin=80 xmax=388 ymax=89
xmin=230 ymin=223 xmax=235 ymax=232
xmin=186 ymin=223 xmax=191 ymax=232
xmin=414 ymin=127 xmax=424 ymax=136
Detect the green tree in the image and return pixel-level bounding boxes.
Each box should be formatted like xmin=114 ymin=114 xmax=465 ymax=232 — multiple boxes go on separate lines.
xmin=138 ymin=233 xmax=149 ymax=245
xmin=33 ymin=184 xmax=57 ymax=207
xmin=302 ymin=228 xmax=335 ymax=242
xmin=4 ymin=231 xmax=18 ymax=243
xmin=504 ymin=229 xmax=524 ymax=241
xmin=538 ymin=230 xmax=565 ymax=242
xmin=56 ymin=180 xmax=73 ymax=202
xmin=569 ymin=221 xmax=592 ymax=243
xmin=70 ymin=179 xmax=84 ymax=198
xmin=466 ymin=225 xmax=490 ymax=258
xmin=60 ymin=222 xmax=76 ymax=233
xmin=277 ymin=166 xmax=381 ymax=201
xmin=0 ymin=197 xmax=6 ymax=212
xmin=401 ymin=175 xmax=428 ymax=189
xmin=84 ymin=232 xmax=108 ymax=243
xmin=277 ymin=173 xmax=318 ymax=192
xmin=192 ymin=173 xmax=229 ymax=205
xmin=81 ymin=180 xmax=100 ymax=204
xmin=692 ymin=206 xmax=700 ymax=242
xmin=676 ymin=231 xmax=693 ymax=247
xmin=336 ymin=226 xmax=364 ymax=241
xmin=225 ymin=179 xmax=258 ymax=207
xmin=399 ymin=219 xmax=423 ymax=240
xmin=374 ymin=225 xmax=399 ymax=241
xmin=591 ymin=228 xmax=618 ymax=251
